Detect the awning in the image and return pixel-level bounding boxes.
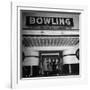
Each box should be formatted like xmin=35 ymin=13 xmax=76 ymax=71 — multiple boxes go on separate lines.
xmin=23 ymin=37 xmax=79 ymax=47
xmin=23 ymin=57 xmax=39 ymax=66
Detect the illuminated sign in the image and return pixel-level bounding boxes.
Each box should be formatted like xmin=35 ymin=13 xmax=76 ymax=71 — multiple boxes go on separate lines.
xmin=26 ymin=16 xmax=74 ymax=27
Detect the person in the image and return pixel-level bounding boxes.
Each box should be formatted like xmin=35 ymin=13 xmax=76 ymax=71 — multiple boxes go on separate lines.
xmin=43 ymin=58 xmax=49 ymax=76
xmin=55 ymin=59 xmax=59 ymax=75
xmin=52 ymin=59 xmax=56 ymax=75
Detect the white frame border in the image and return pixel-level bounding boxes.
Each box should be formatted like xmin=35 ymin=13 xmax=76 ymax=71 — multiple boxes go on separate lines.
xmin=11 ymin=2 xmax=88 ymax=89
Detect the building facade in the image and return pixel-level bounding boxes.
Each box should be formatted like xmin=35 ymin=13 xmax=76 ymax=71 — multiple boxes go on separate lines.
xmin=21 ymin=10 xmax=80 ymax=78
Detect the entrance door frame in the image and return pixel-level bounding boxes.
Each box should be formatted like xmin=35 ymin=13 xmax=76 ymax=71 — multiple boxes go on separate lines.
xmin=39 ymin=51 xmax=63 ymax=75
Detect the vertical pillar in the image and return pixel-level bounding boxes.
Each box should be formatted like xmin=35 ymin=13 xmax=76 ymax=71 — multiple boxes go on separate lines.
xmin=30 ymin=66 xmax=33 ymax=76
xmin=69 ymin=64 xmax=72 ymax=74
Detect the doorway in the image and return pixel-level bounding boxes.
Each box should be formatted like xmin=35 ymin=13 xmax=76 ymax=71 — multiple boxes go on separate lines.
xmin=39 ymin=51 xmax=63 ymax=76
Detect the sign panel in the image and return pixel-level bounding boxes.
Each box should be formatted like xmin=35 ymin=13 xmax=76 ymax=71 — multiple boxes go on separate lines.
xmin=26 ymin=16 xmax=74 ymax=27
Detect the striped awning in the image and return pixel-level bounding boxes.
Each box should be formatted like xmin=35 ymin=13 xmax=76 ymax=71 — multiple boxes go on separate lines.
xmin=23 ymin=36 xmax=79 ymax=47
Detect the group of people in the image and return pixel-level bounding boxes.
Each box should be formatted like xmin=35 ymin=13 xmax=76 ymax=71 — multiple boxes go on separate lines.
xmin=42 ymin=57 xmax=62 ymax=76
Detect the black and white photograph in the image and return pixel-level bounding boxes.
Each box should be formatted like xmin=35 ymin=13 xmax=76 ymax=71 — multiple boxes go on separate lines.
xmin=0 ymin=0 xmax=89 ymax=89
xmin=21 ymin=10 xmax=80 ymax=78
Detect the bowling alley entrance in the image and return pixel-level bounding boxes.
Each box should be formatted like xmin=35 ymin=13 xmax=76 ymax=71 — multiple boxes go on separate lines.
xmin=39 ymin=51 xmax=63 ymax=76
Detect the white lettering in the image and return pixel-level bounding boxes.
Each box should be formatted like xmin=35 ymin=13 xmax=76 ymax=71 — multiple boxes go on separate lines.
xmin=56 ymin=18 xmax=59 ymax=24
xmin=52 ymin=18 xmax=57 ymax=25
xmin=59 ymin=19 xmax=65 ymax=25
xmin=30 ymin=17 xmax=35 ymax=24
xmin=36 ymin=17 xmax=43 ymax=24
xmin=65 ymin=19 xmax=71 ymax=25
xmin=28 ymin=16 xmax=73 ymax=26
xmin=44 ymin=17 xmax=51 ymax=24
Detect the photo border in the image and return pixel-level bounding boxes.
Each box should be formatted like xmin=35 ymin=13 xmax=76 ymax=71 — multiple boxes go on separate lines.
xmin=11 ymin=2 xmax=88 ymax=88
